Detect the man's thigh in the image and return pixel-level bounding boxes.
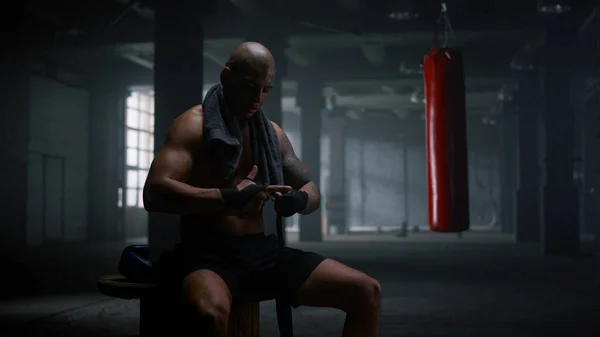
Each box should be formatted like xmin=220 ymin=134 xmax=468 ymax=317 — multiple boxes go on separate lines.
xmin=280 ymin=247 xmax=326 ymax=294
xmin=242 ymin=247 xmax=326 ymax=301
xmin=182 ymin=269 xmax=233 ymax=307
xmin=290 ymin=258 xmax=381 ymax=311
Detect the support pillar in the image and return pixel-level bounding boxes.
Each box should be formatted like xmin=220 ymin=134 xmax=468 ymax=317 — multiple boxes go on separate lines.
xmin=582 ymin=0 xmax=600 ymax=238
xmin=87 ymin=83 xmax=127 ymax=242
xmin=581 ymin=92 xmax=600 ymax=237
xmin=255 ymin=36 xmax=287 ymax=127
xmin=150 ymin=0 xmax=212 ymax=261
xmin=401 ymin=138 xmax=410 ymax=226
xmin=359 ymin=138 xmax=366 ymax=226
xmin=514 ymin=72 xmax=542 ymax=242
xmin=593 ymin=0 xmax=600 ymax=272
xmin=0 ymin=51 xmax=29 ymax=254
xmin=324 ymin=117 xmax=348 ymax=234
xmin=499 ymin=108 xmax=518 ymax=234
xmin=540 ymin=17 xmax=579 ymax=256
xmin=297 ymin=78 xmax=324 ymax=242
xmin=254 ymin=35 xmax=287 ymax=236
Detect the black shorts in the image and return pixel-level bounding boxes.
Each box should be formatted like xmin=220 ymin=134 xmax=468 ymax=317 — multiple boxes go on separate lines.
xmin=158 ymin=233 xmax=325 ymax=304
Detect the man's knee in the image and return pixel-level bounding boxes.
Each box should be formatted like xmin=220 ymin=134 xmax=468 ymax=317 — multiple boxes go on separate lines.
xmin=354 ymin=276 xmax=382 ymax=310
xmin=182 ymin=269 xmax=232 ymax=331
xmin=192 ymin=297 xmax=231 ymax=329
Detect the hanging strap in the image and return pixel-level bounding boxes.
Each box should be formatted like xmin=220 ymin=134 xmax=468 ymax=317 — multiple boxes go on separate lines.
xmin=275 ymin=214 xmax=293 ymax=337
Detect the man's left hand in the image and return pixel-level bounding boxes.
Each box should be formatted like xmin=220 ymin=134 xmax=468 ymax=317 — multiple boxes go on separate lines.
xmin=273 ymin=190 xmax=308 ymax=217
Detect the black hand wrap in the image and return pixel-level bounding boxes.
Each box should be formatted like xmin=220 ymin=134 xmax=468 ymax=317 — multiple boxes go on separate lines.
xmin=274 ymin=190 xmax=308 ymax=217
xmin=220 ymin=184 xmax=265 ymax=209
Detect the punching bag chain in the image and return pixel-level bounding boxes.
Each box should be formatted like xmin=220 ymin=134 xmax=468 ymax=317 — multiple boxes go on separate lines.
xmin=435 ymin=1 xmax=456 ymax=48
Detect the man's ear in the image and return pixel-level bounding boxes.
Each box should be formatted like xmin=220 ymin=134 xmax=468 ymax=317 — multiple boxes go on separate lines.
xmin=220 ymin=66 xmax=232 ymax=85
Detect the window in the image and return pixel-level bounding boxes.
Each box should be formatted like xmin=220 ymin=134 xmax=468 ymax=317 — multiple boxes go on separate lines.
xmin=125 ymin=91 xmax=155 ymax=208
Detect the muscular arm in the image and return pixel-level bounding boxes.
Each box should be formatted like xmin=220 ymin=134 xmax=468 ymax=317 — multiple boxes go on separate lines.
xmin=272 ymin=122 xmax=321 ymax=215
xmin=143 ymin=106 xmax=224 ymax=214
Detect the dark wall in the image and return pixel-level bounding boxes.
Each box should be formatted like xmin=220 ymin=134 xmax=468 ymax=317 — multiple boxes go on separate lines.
xmin=0 ymin=54 xmax=29 ymax=254
xmin=87 ymin=84 xmax=127 ymax=242
xmin=26 ymin=76 xmax=90 ymax=245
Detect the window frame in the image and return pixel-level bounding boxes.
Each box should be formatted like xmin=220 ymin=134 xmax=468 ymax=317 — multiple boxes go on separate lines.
xmin=124 ymin=91 xmax=155 ymax=208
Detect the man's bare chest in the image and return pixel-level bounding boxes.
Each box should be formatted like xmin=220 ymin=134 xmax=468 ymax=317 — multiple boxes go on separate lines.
xmin=188 ymin=131 xmax=254 ymax=188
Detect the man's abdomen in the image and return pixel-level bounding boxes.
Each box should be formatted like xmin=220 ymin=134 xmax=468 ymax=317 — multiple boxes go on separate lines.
xmin=180 ymin=213 xmax=265 ymax=242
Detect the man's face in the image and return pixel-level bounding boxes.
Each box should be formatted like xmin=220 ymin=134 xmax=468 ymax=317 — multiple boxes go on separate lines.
xmin=222 ymin=67 xmax=274 ymax=119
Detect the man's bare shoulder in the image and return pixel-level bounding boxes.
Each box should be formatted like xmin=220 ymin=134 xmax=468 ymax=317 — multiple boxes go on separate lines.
xmin=270 ymin=121 xmax=285 ymax=140
xmin=270 ymin=121 xmax=295 ymax=156
xmin=168 ymin=105 xmax=205 ymax=147
xmin=181 ymin=104 xmax=204 ymax=122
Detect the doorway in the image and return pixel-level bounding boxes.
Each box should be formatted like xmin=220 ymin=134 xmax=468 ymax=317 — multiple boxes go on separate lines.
xmin=43 ymin=155 xmax=65 ymax=243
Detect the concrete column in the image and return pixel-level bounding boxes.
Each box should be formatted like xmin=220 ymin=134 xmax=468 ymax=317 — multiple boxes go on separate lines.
xmin=87 ymin=84 xmax=127 ymax=242
xmin=499 ymin=107 xmax=518 ymax=234
xmin=402 ymin=138 xmax=410 ymax=226
xmin=540 ymin=17 xmax=579 ymax=256
xmin=514 ymin=72 xmax=542 ymax=242
xmin=254 ymin=35 xmax=287 ymax=236
xmin=580 ymin=1 xmax=600 ymax=237
xmin=149 ymin=0 xmax=210 ymax=260
xmin=297 ymin=77 xmax=324 ymax=242
xmin=256 ymin=36 xmax=287 ymax=127
xmin=581 ymin=96 xmax=599 ymax=237
xmin=359 ymin=138 xmax=366 ymax=226
xmin=0 ymin=52 xmax=30 ymax=254
xmin=324 ymin=117 xmax=347 ymax=234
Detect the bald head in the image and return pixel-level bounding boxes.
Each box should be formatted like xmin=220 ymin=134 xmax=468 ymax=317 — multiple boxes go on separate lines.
xmin=220 ymin=42 xmax=276 ymax=119
xmin=225 ymin=42 xmax=275 ymax=78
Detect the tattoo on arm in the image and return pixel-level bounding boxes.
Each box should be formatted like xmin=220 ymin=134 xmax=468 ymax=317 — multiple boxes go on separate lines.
xmin=299 ymin=181 xmax=320 ymax=214
xmin=280 ymin=132 xmax=321 ymax=214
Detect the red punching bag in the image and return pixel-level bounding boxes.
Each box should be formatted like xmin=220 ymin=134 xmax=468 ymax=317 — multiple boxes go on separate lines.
xmin=423 ymin=48 xmax=470 ymax=233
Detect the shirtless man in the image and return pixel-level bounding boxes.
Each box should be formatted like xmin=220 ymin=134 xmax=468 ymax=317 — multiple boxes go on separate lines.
xmin=143 ymin=41 xmax=381 ymax=337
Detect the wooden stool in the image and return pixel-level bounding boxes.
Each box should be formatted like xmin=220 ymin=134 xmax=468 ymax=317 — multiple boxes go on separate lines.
xmin=98 ymin=275 xmax=259 ymax=337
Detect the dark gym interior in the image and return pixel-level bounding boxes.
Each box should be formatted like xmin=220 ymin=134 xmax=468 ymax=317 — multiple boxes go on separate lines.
xmin=0 ymin=0 xmax=599 ymax=336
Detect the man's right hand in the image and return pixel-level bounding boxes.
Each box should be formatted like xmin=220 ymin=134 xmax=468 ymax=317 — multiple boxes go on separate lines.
xmin=221 ymin=165 xmax=291 ymax=214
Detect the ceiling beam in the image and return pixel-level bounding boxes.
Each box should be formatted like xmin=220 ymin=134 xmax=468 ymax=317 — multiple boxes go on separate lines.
xmin=578 ymin=6 xmax=598 ymax=36
xmin=58 ymin=40 xmax=519 ymax=83
xmin=287 ymin=30 xmax=542 ymax=49
xmin=285 ymin=46 xmax=313 ymax=66
xmin=40 ymin=1 xmax=548 ymax=52
xmin=121 ymin=53 xmax=154 ymax=70
xmin=324 ymin=76 xmax=516 ymax=91
xmin=286 ymin=62 xmax=512 ymax=82
xmin=331 ymin=92 xmax=498 ymax=110
xmin=360 ymin=44 xmax=387 ymax=64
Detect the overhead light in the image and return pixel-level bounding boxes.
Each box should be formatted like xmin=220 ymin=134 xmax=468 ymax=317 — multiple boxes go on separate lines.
xmin=537 ymin=1 xmax=572 ymax=14
xmin=367 ymin=110 xmax=393 ymax=118
xmin=381 ymin=85 xmax=395 ymax=94
xmin=387 ymin=11 xmax=419 ymax=20
xmin=510 ymin=59 xmax=534 ymax=71
xmin=385 ymin=1 xmax=419 ymax=20
xmin=66 ymin=29 xmax=85 ymax=36
xmin=345 ymin=110 xmax=361 ymax=120
xmin=361 ymin=44 xmax=386 ymax=64
xmin=510 ymin=45 xmax=535 ymax=71
xmin=398 ymin=61 xmax=423 ymax=75
xmin=497 ymin=85 xmax=514 ymax=102
xmin=392 ymin=109 xmax=409 ymax=119
xmin=481 ymin=116 xmax=497 ymax=125
xmin=410 ymin=87 xmax=425 ymax=104
xmin=325 ymin=95 xmax=336 ymax=112
xmin=409 ymin=93 xmax=420 ymax=104
xmin=284 ymin=47 xmax=312 ymax=67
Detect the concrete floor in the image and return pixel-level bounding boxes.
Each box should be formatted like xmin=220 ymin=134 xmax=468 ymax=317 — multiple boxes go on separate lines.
xmin=0 ymin=231 xmax=598 ymax=337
